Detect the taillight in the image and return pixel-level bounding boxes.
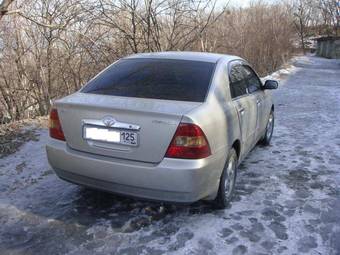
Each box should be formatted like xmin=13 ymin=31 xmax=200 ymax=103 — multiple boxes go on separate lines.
xmin=165 ymin=123 xmax=211 ymax=159
xmin=49 ymin=108 xmax=65 ymax=141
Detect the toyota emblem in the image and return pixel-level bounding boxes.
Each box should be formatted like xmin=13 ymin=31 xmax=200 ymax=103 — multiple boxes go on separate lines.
xmin=103 ymin=116 xmax=116 ymax=127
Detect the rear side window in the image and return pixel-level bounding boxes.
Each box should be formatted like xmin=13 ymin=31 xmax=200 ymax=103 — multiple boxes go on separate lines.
xmin=229 ymin=65 xmax=248 ymax=98
xmin=81 ymin=58 xmax=215 ymax=102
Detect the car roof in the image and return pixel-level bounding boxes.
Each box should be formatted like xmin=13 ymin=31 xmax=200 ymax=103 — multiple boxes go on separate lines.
xmin=124 ymin=51 xmax=241 ymax=63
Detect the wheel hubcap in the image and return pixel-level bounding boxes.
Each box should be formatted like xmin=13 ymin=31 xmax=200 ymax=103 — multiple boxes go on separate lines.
xmin=224 ymin=158 xmax=235 ymax=198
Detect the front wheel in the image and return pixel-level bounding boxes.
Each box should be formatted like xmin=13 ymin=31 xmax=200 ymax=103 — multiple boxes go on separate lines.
xmin=214 ymin=149 xmax=238 ymax=209
xmin=261 ymin=110 xmax=274 ymax=146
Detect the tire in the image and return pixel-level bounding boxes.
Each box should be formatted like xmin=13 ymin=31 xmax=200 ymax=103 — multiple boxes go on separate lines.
xmin=214 ymin=148 xmax=238 ymax=209
xmin=261 ymin=110 xmax=274 ymax=146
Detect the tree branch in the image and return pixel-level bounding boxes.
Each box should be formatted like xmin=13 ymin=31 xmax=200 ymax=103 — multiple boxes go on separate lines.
xmin=0 ymin=0 xmax=15 ymax=19
xmin=5 ymin=9 xmax=64 ymax=29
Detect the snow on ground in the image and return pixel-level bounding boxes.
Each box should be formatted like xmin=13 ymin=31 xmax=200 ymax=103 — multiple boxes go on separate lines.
xmin=1 ymin=55 xmax=340 ymax=255
xmin=262 ymin=60 xmax=297 ymax=82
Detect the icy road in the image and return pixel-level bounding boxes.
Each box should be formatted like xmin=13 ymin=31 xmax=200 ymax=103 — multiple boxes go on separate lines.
xmin=1 ymin=56 xmax=340 ymax=255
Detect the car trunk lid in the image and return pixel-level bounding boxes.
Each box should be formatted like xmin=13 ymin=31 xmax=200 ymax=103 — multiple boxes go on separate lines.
xmin=55 ymin=93 xmax=201 ymax=163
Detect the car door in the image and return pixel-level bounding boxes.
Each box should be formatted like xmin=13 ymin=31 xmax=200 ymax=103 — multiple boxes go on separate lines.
xmin=228 ymin=62 xmax=258 ymax=155
xmin=242 ymin=65 xmax=267 ymax=141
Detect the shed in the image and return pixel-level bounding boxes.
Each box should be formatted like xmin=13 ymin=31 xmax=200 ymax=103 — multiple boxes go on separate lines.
xmin=314 ymin=36 xmax=340 ymax=59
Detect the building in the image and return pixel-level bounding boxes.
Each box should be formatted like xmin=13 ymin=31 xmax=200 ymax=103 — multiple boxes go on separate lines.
xmin=314 ymin=36 xmax=340 ymax=59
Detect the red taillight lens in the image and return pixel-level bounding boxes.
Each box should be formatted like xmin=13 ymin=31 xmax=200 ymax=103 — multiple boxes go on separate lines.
xmin=49 ymin=108 xmax=65 ymax=141
xmin=165 ymin=123 xmax=211 ymax=159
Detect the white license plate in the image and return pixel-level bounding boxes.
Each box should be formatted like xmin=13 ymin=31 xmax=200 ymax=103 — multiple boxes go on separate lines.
xmin=83 ymin=126 xmax=138 ymax=146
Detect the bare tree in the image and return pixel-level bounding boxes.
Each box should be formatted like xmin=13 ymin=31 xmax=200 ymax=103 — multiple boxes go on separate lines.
xmin=293 ymin=0 xmax=314 ymax=53
xmin=0 ymin=0 xmax=297 ymax=123
xmin=318 ymin=0 xmax=339 ymax=35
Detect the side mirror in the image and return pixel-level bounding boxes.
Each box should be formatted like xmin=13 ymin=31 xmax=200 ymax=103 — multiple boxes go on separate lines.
xmin=263 ymin=80 xmax=278 ymax=90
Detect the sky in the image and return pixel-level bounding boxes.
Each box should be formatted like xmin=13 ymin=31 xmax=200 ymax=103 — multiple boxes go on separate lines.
xmin=218 ymin=0 xmax=278 ymax=8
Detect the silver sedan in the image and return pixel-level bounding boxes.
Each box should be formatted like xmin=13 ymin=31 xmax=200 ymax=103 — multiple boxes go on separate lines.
xmin=46 ymin=52 xmax=278 ymax=208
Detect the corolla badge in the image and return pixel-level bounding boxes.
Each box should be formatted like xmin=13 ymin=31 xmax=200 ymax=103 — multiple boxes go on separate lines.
xmin=102 ymin=116 xmax=116 ymax=127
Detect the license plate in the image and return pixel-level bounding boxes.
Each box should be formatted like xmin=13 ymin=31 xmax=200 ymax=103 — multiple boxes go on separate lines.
xmin=83 ymin=126 xmax=138 ymax=146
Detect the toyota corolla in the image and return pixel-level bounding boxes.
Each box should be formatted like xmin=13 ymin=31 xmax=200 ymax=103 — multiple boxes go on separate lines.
xmin=46 ymin=52 xmax=278 ymax=208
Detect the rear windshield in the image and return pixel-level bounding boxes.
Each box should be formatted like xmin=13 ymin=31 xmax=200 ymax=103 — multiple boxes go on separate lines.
xmin=81 ymin=58 xmax=215 ymax=102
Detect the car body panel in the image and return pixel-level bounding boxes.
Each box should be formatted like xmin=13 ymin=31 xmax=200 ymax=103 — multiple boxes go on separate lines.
xmin=46 ymin=138 xmax=226 ymax=202
xmin=124 ymin=51 xmax=237 ymax=63
xmin=232 ymin=94 xmax=258 ymax=156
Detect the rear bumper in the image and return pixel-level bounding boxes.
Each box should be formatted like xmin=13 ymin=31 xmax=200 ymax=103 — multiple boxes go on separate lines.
xmin=46 ymin=139 xmax=225 ymax=203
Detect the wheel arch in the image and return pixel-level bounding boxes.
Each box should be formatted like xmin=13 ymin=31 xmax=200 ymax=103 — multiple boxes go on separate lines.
xmin=231 ymin=139 xmax=241 ymax=159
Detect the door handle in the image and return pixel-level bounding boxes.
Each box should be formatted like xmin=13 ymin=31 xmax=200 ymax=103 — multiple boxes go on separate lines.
xmin=238 ymin=108 xmax=245 ymax=115
xmin=257 ymin=99 xmax=261 ymax=105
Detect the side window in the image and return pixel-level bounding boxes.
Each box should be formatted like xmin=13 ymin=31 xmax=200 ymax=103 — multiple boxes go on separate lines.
xmin=243 ymin=65 xmax=262 ymax=94
xmin=229 ymin=65 xmax=248 ymax=99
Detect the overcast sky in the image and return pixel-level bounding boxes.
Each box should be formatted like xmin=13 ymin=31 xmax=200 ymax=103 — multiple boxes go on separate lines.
xmin=219 ymin=0 xmax=278 ymax=8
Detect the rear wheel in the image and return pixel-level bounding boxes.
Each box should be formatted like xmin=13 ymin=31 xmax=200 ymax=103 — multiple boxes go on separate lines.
xmin=261 ymin=110 xmax=274 ymax=146
xmin=214 ymin=149 xmax=238 ymax=209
